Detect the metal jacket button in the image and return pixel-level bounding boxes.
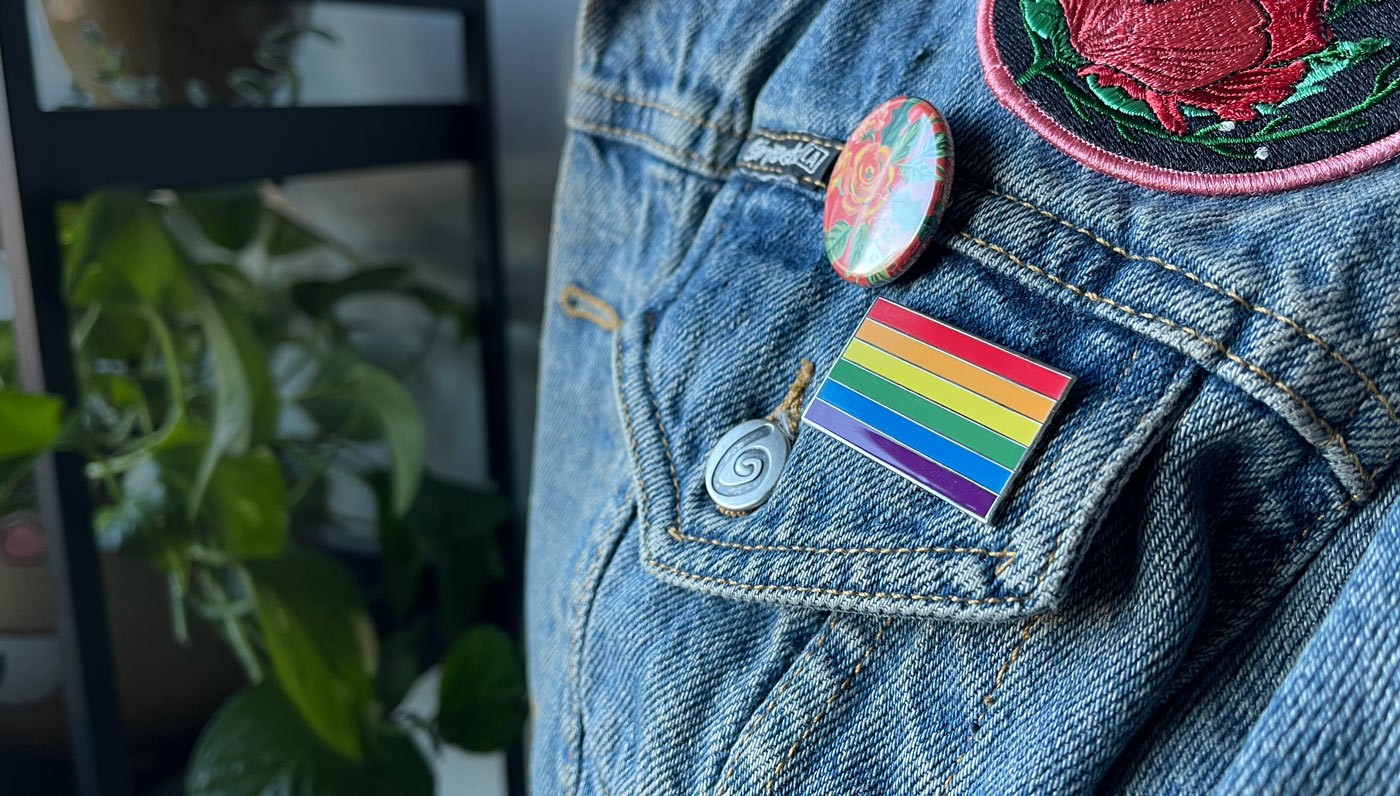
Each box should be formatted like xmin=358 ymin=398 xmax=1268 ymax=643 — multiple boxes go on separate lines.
xmin=703 ymin=418 xmax=792 ymax=513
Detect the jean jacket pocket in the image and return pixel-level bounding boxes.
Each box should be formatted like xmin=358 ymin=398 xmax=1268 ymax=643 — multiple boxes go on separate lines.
xmin=612 ymin=178 xmax=1201 ymax=621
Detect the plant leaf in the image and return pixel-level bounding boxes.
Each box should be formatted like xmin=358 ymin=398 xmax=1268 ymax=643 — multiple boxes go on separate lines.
xmin=360 ymin=363 xmax=424 ymax=517
xmin=186 ymin=684 xmax=365 ymax=796
xmin=188 ymin=289 xmax=257 ymax=516
xmin=0 ymin=322 xmax=15 ymax=386
xmin=374 ymin=480 xmax=427 ymax=621
xmin=300 ymin=391 xmax=382 ymax=441
xmin=374 ymin=623 xmax=423 ymax=713
xmin=292 ymin=265 xmax=470 ymax=337
xmin=408 ymin=287 xmax=476 ymax=340
xmin=199 ymin=262 xmax=262 ymax=309
xmin=847 ymin=224 xmax=871 ymax=272
xmin=79 ymin=302 xmax=151 ymax=361
xmin=0 ymin=390 xmax=63 ymax=460
xmin=421 ymin=479 xmax=508 ymax=638
xmin=1315 ymin=116 xmax=1371 ymax=133
xmin=900 ymin=153 xmax=938 ymax=184
xmin=1330 ymin=0 xmax=1383 ymax=20
xmin=368 ymin=726 xmax=433 ymax=796
xmin=250 ymin=551 xmax=377 ymax=761
xmin=220 ymin=300 xmax=279 ymax=445
xmin=888 ymin=116 xmax=922 ymax=162
xmin=373 ymin=473 xmax=508 ymax=634
xmin=187 ymin=686 xmax=430 ymax=796
xmin=435 ymin=624 xmax=526 ymax=752
xmin=62 ymin=188 xmax=181 ymax=307
xmin=204 ymin=447 xmax=288 ymax=559
xmin=304 ymin=357 xmax=424 ymax=516
xmin=177 ymin=184 xmax=264 ymax=252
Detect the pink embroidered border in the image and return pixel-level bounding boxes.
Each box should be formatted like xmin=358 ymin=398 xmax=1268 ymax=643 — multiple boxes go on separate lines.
xmin=976 ymin=0 xmax=1400 ymax=195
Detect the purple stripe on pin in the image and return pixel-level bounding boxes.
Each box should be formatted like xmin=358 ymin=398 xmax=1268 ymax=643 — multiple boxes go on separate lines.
xmin=805 ymin=399 xmax=997 ymax=518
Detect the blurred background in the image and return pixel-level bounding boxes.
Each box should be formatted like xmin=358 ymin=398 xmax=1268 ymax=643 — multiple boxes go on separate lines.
xmin=0 ymin=1 xmax=578 ymax=794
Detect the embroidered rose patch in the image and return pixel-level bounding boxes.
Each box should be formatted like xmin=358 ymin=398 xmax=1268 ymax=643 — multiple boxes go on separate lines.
xmin=977 ymin=0 xmax=1400 ymax=193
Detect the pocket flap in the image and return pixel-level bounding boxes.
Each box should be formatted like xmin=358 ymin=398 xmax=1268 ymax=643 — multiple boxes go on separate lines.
xmin=612 ymin=184 xmax=1200 ymax=622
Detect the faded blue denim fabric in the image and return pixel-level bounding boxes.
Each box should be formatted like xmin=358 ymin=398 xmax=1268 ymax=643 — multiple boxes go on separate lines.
xmin=525 ymin=1 xmax=1400 ymax=794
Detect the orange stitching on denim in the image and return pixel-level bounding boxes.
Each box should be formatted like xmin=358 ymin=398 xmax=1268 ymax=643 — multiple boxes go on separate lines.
xmin=1353 ymin=325 xmax=1400 ymax=462
xmin=980 ymin=185 xmax=1400 ymax=430
xmin=1270 ymin=499 xmax=1352 ymax=578
xmin=559 ymin=284 xmax=621 ymax=331
xmin=668 ymin=526 xmax=1016 ymax=560
xmin=764 ymin=618 xmax=895 ymax=792
xmin=753 ymin=129 xmax=844 ymax=149
xmin=647 ymin=558 xmax=1028 ymax=604
xmin=714 ymin=616 xmax=838 ymax=796
xmin=737 ymin=159 xmax=828 ymax=189
xmin=980 ymin=617 xmax=1040 ymax=707
xmin=954 ymin=230 xmax=1374 ymax=496
xmin=940 ymin=616 xmax=1044 ymax=795
xmin=570 ymin=81 xmax=747 ymax=137
xmin=567 ymin=116 xmax=731 ymax=174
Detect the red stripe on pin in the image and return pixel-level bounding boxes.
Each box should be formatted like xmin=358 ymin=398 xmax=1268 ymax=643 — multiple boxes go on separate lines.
xmin=867 ymin=298 xmax=1072 ymax=399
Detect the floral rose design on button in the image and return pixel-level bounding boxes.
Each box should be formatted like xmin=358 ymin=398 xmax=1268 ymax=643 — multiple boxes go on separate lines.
xmin=979 ymin=0 xmax=1400 ymax=193
xmin=822 ymin=96 xmax=954 ymax=286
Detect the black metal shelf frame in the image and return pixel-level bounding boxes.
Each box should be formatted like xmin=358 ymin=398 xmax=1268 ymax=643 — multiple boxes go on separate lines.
xmin=0 ymin=2 xmax=522 ymax=795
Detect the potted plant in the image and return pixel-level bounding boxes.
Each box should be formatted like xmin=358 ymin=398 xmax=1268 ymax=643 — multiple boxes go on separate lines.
xmin=0 ymin=184 xmax=526 ymax=793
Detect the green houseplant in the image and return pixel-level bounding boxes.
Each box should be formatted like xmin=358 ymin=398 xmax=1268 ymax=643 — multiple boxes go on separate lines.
xmin=0 ymin=184 xmax=525 ymax=794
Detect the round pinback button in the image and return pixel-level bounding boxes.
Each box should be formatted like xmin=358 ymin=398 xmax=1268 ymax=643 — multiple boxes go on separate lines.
xmin=823 ymin=96 xmax=955 ymax=286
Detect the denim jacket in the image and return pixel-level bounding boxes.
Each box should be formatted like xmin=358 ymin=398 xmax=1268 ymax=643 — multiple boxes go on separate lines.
xmin=526 ymin=1 xmax=1400 ymax=793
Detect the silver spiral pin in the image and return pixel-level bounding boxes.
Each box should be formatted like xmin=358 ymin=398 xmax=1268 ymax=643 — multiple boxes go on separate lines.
xmin=704 ymin=418 xmax=791 ymax=513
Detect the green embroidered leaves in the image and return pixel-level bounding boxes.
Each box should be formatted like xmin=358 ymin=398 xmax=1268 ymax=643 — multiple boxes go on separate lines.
xmin=1271 ymin=38 xmax=1393 ymax=110
xmin=1010 ymin=0 xmax=1400 ymax=158
xmin=984 ymin=0 xmax=1400 ymax=190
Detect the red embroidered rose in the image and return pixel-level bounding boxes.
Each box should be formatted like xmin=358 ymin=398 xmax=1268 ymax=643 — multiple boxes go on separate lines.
xmin=1061 ymin=0 xmax=1330 ymax=134
xmin=833 ymin=137 xmax=900 ymax=221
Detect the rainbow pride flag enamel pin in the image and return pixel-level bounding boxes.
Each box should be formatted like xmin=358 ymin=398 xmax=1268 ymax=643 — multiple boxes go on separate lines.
xmin=803 ymin=298 xmax=1074 ymax=522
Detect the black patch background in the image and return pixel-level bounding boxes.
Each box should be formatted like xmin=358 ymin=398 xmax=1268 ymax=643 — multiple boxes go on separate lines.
xmin=991 ymin=1 xmax=1400 ymax=174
